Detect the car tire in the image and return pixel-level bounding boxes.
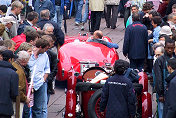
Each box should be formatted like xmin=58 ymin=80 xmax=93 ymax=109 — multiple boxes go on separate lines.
xmin=88 ymin=89 xmax=105 ymax=118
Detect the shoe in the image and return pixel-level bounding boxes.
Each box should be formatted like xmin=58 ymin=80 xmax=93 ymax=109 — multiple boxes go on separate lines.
xmin=107 ymin=25 xmax=110 ymax=28
xmin=81 ymin=26 xmax=84 ymax=31
xmin=75 ymin=22 xmax=80 ymax=26
xmin=111 ymin=26 xmax=116 ymax=29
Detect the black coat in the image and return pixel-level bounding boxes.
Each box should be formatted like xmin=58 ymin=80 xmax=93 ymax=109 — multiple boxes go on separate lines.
xmin=46 ymin=49 xmax=59 ymax=93
xmin=0 ymin=61 xmax=19 ymax=116
xmin=153 ymin=53 xmax=173 ymax=97
xmin=37 ymin=19 xmax=65 ymax=46
xmin=123 ymin=21 xmax=148 ymax=59
xmin=165 ymin=70 xmax=176 ymax=118
xmin=100 ymin=74 xmax=136 ymax=118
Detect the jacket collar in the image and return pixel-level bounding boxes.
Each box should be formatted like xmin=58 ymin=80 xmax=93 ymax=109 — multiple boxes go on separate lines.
xmin=166 ymin=70 xmax=176 ymax=83
xmin=0 ymin=60 xmax=17 ymax=71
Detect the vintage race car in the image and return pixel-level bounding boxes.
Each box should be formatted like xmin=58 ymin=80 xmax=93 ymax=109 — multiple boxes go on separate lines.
xmin=56 ymin=34 xmax=152 ymax=118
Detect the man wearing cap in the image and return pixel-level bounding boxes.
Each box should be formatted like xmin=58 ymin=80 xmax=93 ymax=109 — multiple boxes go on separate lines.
xmin=0 ymin=50 xmax=19 ymax=118
xmin=0 ymin=16 xmax=16 ymax=40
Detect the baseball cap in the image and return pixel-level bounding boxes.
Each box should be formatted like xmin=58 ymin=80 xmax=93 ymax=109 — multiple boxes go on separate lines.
xmin=1 ymin=50 xmax=18 ymax=60
xmin=159 ymin=26 xmax=173 ymax=36
xmin=0 ymin=16 xmax=16 ymax=25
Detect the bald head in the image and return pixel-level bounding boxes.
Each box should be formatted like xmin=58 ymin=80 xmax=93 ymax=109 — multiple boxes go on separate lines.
xmin=93 ymin=30 xmax=103 ymax=39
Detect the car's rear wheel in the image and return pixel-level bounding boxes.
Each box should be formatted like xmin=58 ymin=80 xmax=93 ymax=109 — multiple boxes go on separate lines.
xmin=88 ymin=89 xmax=105 ymax=118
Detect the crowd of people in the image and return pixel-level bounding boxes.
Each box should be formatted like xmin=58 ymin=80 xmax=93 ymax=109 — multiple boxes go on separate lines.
xmin=1 ymin=0 xmax=176 ymax=118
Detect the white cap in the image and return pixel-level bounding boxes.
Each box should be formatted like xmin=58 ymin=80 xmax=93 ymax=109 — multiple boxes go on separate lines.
xmin=0 ymin=16 xmax=16 ymax=24
xmin=159 ymin=26 xmax=172 ymax=36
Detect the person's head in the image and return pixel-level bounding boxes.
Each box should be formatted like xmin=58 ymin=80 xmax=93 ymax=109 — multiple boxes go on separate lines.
xmin=114 ymin=59 xmax=130 ymax=75
xmin=0 ymin=23 xmax=5 ymax=36
xmin=43 ymin=23 xmax=54 ymax=34
xmin=18 ymin=42 xmax=33 ymax=56
xmin=154 ymin=46 xmax=164 ymax=58
xmin=0 ymin=16 xmax=16 ymax=29
xmin=131 ymin=5 xmax=139 ymax=13
xmin=132 ymin=12 xmax=140 ymax=22
xmin=168 ymin=13 xmax=176 ymax=24
xmin=1 ymin=50 xmax=18 ymax=62
xmin=172 ymin=4 xmax=176 ymax=13
xmin=16 ymin=51 xmax=30 ymax=66
xmin=167 ymin=58 xmax=176 ymax=73
xmin=3 ymin=40 xmax=16 ymax=53
xmin=11 ymin=1 xmax=24 ymax=15
xmin=35 ymin=38 xmax=50 ymax=54
xmin=151 ymin=16 xmax=162 ymax=28
xmin=142 ymin=3 xmax=153 ymax=13
xmin=93 ymin=30 xmax=103 ymax=39
xmin=0 ymin=46 xmax=7 ymax=60
xmin=40 ymin=9 xmax=50 ymax=20
xmin=165 ymin=38 xmax=175 ymax=57
xmin=27 ymin=11 xmax=39 ymax=25
xmin=159 ymin=34 xmax=170 ymax=42
xmin=41 ymin=35 xmax=54 ymax=48
xmin=0 ymin=5 xmax=7 ymax=15
xmin=23 ymin=26 xmax=38 ymax=45
xmin=159 ymin=26 xmax=173 ymax=38
xmin=149 ymin=10 xmax=160 ymax=20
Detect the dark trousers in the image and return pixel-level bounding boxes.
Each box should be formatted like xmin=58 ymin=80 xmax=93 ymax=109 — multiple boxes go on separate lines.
xmin=144 ymin=59 xmax=153 ymax=73
xmin=105 ymin=5 xmax=118 ymax=28
xmin=130 ymin=59 xmax=145 ymax=72
xmin=0 ymin=115 xmax=11 ymax=118
xmin=90 ymin=11 xmax=103 ymax=32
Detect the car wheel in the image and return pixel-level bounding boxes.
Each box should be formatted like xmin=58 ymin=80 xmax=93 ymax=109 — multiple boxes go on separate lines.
xmin=88 ymin=89 xmax=105 ymax=118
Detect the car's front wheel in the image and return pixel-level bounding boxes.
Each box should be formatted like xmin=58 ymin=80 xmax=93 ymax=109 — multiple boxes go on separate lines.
xmin=87 ymin=89 xmax=105 ymax=118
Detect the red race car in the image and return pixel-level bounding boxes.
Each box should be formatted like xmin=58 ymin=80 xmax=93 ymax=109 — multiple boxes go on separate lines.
xmin=56 ymin=34 xmax=152 ymax=118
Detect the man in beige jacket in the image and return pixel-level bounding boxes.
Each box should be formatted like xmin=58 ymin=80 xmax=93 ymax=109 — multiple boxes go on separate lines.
xmin=89 ymin=0 xmax=104 ymax=34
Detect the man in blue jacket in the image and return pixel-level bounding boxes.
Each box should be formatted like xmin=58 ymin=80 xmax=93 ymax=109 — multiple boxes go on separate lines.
xmin=123 ymin=12 xmax=148 ymax=71
xmin=100 ymin=59 xmax=136 ymax=118
xmin=34 ymin=0 xmax=55 ymax=20
xmin=0 ymin=50 xmax=19 ymax=118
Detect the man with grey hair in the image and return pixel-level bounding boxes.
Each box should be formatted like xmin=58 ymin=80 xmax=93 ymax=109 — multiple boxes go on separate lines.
xmin=43 ymin=23 xmax=54 ymax=34
xmin=37 ymin=9 xmax=64 ymax=49
xmin=6 ymin=1 xmax=24 ymax=37
xmin=12 ymin=26 xmax=38 ymax=51
xmin=12 ymin=51 xmax=30 ymax=118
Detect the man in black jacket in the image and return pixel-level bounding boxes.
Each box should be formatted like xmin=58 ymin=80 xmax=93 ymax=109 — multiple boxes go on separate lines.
xmin=100 ymin=59 xmax=136 ymax=118
xmin=37 ymin=9 xmax=65 ymax=48
xmin=153 ymin=38 xmax=175 ymax=118
xmin=0 ymin=50 xmax=19 ymax=118
xmin=165 ymin=58 xmax=176 ymax=118
xmin=123 ymin=12 xmax=148 ymax=71
xmin=17 ymin=11 xmax=39 ymax=35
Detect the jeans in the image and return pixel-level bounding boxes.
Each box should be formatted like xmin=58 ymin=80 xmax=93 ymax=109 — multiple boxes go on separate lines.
xmin=32 ymin=82 xmax=47 ymax=118
xmin=22 ymin=103 xmax=30 ymax=118
xmin=82 ymin=0 xmax=89 ymax=23
xmin=129 ymin=59 xmax=145 ymax=72
xmin=74 ymin=0 xmax=84 ymax=23
xmin=53 ymin=5 xmax=63 ymax=28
